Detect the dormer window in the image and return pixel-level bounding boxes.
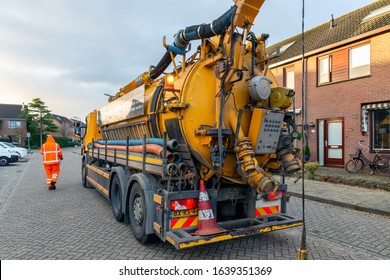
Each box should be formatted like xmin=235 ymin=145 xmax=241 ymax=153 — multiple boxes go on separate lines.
xmin=362 ymin=4 xmax=390 ymax=21
xmin=272 ymin=41 xmax=296 ymax=56
xmin=279 ymin=41 xmax=295 ymax=53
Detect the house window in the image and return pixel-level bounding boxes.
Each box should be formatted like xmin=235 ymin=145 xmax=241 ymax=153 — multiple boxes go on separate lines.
xmin=317 ymin=43 xmax=371 ymax=85
xmin=8 ymin=121 xmax=21 ymax=129
xmin=372 ymin=109 xmax=390 ymax=150
xmin=349 ymin=44 xmax=370 ymax=79
xmin=318 ymin=55 xmax=330 ymax=84
xmin=284 ymin=67 xmax=295 ymax=90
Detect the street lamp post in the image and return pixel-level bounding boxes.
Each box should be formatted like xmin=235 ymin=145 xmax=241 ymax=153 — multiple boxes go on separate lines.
xmin=26 ymin=132 xmax=31 ymax=151
xmin=39 ymin=108 xmax=43 ymax=146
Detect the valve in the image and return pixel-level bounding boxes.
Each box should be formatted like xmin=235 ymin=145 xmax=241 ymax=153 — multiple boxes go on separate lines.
xmin=235 ymin=137 xmax=275 ymax=193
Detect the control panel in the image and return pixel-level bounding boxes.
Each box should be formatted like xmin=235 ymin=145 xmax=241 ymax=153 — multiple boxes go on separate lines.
xmin=248 ymin=109 xmax=284 ymax=155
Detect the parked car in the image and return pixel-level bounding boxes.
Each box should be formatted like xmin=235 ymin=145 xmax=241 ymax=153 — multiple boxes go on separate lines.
xmin=0 ymin=146 xmax=19 ymax=166
xmin=0 ymin=142 xmax=28 ymax=158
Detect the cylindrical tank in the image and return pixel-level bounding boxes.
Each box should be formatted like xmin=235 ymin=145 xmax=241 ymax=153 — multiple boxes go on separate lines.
xmin=98 ymin=36 xmax=297 ymax=188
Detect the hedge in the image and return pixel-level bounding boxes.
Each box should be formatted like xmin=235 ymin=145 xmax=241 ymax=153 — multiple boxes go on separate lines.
xmin=52 ymin=136 xmax=74 ymax=148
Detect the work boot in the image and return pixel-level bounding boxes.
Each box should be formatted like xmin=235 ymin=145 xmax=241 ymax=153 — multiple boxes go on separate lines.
xmin=50 ymin=181 xmax=56 ymax=190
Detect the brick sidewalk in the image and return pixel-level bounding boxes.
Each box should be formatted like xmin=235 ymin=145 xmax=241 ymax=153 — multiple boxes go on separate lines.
xmin=286 ymin=177 xmax=390 ymax=216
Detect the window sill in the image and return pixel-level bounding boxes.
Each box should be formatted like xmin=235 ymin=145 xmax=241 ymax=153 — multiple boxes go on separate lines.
xmin=317 ymin=74 xmax=371 ymax=87
xmin=370 ymin=149 xmax=390 ymax=154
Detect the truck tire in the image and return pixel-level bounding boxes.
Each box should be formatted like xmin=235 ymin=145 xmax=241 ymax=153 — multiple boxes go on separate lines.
xmin=111 ymin=175 xmax=124 ymax=222
xmin=128 ymin=182 xmax=154 ymax=243
xmin=0 ymin=156 xmax=10 ymax=166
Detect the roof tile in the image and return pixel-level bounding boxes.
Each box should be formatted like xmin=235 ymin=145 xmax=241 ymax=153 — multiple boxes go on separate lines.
xmin=0 ymin=104 xmax=24 ymax=119
xmin=267 ymin=0 xmax=390 ymax=63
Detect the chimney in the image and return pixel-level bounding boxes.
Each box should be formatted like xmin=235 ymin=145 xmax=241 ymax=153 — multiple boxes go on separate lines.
xmin=330 ymin=14 xmax=336 ymax=28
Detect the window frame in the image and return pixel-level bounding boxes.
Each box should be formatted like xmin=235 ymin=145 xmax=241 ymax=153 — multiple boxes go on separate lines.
xmin=371 ymin=109 xmax=390 ymax=152
xmin=349 ymin=44 xmax=371 ymax=79
xmin=318 ymin=55 xmax=331 ymax=85
xmin=316 ymin=42 xmax=371 ymax=86
xmin=283 ymin=65 xmax=295 ymax=90
xmin=8 ymin=120 xmax=21 ymax=129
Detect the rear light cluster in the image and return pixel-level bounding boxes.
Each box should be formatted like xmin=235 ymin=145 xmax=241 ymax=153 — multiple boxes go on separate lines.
xmin=170 ymin=198 xmax=198 ymax=211
xmin=266 ymin=191 xmax=283 ymax=201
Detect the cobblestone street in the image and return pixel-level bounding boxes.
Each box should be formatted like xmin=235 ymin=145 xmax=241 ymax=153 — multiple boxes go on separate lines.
xmin=0 ymin=148 xmax=388 ymax=260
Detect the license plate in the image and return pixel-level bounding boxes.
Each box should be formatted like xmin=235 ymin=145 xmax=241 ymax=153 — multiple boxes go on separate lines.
xmin=171 ymin=209 xmax=198 ymax=218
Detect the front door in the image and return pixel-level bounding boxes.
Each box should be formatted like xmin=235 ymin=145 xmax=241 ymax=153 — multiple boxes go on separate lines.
xmin=324 ymin=119 xmax=344 ymax=166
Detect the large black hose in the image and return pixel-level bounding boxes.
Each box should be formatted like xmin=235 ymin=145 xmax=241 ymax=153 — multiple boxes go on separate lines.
xmin=148 ymin=5 xmax=237 ymax=80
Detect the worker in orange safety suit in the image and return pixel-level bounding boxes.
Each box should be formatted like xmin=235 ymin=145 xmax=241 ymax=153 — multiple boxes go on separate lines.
xmin=40 ymin=135 xmax=63 ymax=190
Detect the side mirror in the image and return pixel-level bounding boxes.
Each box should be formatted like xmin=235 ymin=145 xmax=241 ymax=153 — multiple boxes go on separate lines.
xmin=74 ymin=124 xmax=85 ymax=140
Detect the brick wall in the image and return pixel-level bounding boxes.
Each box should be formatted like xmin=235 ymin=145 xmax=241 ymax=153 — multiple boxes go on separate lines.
xmin=0 ymin=119 xmax=27 ymax=146
xmin=270 ymin=31 xmax=390 ymax=166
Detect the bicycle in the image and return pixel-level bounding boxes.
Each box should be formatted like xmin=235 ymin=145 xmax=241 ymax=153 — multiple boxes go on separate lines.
xmin=345 ymin=141 xmax=390 ymax=176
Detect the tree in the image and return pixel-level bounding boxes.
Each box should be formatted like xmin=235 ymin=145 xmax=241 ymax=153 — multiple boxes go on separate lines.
xmin=20 ymin=98 xmax=58 ymax=147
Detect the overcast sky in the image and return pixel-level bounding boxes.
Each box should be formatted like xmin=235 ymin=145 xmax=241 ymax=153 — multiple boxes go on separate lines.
xmin=0 ymin=0 xmax=377 ymax=119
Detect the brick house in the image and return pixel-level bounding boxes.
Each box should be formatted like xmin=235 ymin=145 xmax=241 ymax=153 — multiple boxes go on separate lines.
xmin=52 ymin=114 xmax=75 ymax=139
xmin=0 ymin=104 xmax=27 ymax=146
xmin=267 ymin=0 xmax=390 ymax=167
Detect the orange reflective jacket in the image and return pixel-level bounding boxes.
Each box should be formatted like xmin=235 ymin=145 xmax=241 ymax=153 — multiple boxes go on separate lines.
xmin=40 ymin=135 xmax=63 ymax=165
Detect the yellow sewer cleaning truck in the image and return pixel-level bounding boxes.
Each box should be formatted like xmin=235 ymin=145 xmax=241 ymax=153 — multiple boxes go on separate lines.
xmin=77 ymin=0 xmax=303 ymax=249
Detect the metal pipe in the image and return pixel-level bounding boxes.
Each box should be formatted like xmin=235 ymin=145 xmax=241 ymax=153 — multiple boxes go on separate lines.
xmin=142 ymin=134 xmax=146 ymax=174
xmin=96 ymin=138 xmax=178 ymax=151
xmin=93 ymin=143 xmax=175 ymax=162
xmin=104 ymin=139 xmax=108 ymax=164
xmin=178 ymin=162 xmax=188 ymax=174
xmin=126 ymin=136 xmax=129 ymax=167
xmin=172 ymin=152 xmax=182 ymax=164
xmin=165 ymin=163 xmax=178 ymax=175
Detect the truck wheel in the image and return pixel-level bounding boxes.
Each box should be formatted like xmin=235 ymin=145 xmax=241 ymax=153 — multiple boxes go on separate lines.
xmin=111 ymin=175 xmax=124 ymax=222
xmin=128 ymin=182 xmax=154 ymax=243
xmin=0 ymin=157 xmax=9 ymax=166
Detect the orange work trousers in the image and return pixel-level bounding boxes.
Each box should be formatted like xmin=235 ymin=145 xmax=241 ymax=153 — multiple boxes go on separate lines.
xmin=44 ymin=164 xmax=60 ymax=187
